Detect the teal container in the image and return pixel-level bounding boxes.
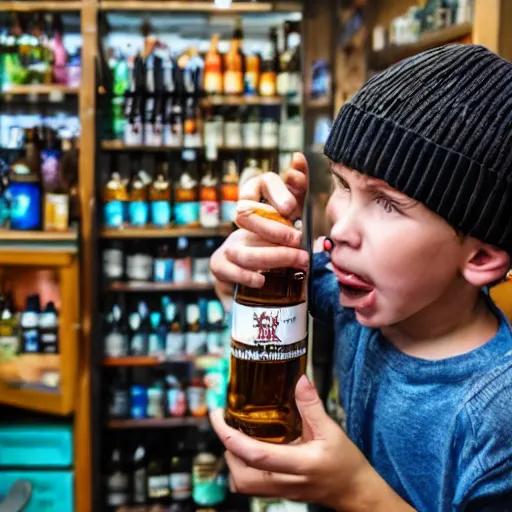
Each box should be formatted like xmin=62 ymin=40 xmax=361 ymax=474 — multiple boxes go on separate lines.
xmin=0 ymin=425 xmax=73 ymax=468
xmin=0 ymin=471 xmax=74 ymax=512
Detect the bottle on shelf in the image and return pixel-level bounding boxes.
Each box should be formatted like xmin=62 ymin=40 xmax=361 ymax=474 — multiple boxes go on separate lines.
xmin=226 ymin=209 xmax=308 ymax=444
xmin=147 ymin=377 xmax=165 ymax=418
xmin=203 ymin=34 xmax=223 ymax=95
xmin=278 ymin=20 xmax=302 ymax=98
xmin=104 ymin=304 xmax=128 ymax=358
xmin=223 ymin=107 xmax=242 ymax=149
xmin=129 ymin=300 xmax=150 ymax=356
xmin=103 ymin=171 xmax=128 ymax=229
xmin=0 ymin=296 xmax=19 ymax=359
xmin=174 ymin=154 xmax=199 ymax=227
xmin=185 ymin=302 xmax=206 ymax=356
xmin=163 ymin=297 xmax=185 ymax=358
xmin=223 ymin=18 xmax=245 ymax=96
xmin=261 ymin=108 xmax=279 ymax=149
xmin=124 ymin=50 xmax=145 ymax=146
xmin=9 ymin=127 xmax=43 ymax=231
xmin=184 ymin=98 xmax=202 ymax=149
xmin=103 ymin=241 xmax=125 ymax=283
xmin=20 ymin=295 xmax=41 ymax=354
xmin=130 ymin=369 xmax=149 ymax=419
xmin=244 ymin=52 xmax=261 ymax=97
xmin=192 ymin=446 xmax=227 ymax=508
xmin=242 ymin=106 xmax=261 ymax=149
xmin=105 ymin=447 xmax=130 ymax=509
xmin=148 ymin=311 xmax=164 ymax=357
xmin=132 ymin=444 xmax=148 ymax=506
xmin=128 ymin=171 xmax=150 ymax=227
xmin=39 ymin=301 xmax=59 ymax=354
xmin=220 ymin=159 xmax=239 ymax=223
xmin=107 ymin=371 xmax=130 ymax=419
xmin=154 ymin=243 xmax=173 ymax=282
xmin=199 ymin=163 xmax=219 ymax=229
xmin=149 ymin=165 xmax=172 ymax=228
xmin=147 ymin=451 xmax=171 ymax=506
xmin=169 ymin=441 xmax=193 ymax=502
xmin=144 ymin=49 xmax=165 ymax=147
xmin=126 ymin=241 xmax=153 ymax=282
xmin=259 ymin=28 xmax=279 ymax=97
xmin=187 ymin=368 xmax=208 ymax=418
xmin=166 ymin=373 xmax=187 ymax=417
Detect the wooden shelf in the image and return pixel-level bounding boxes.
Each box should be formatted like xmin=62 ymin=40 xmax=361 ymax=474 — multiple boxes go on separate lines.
xmin=0 ymin=230 xmax=77 ymax=242
xmin=201 ymin=95 xmax=283 ymax=106
xmin=0 ymin=382 xmax=65 ymax=415
xmin=107 ymin=417 xmax=210 ymax=429
xmin=100 ymin=225 xmax=233 ymax=239
xmin=99 ymin=1 xmax=302 ymax=13
xmin=107 ymin=281 xmax=214 ymax=292
xmin=0 ymin=1 xmax=82 ymax=11
xmin=1 ymin=85 xmax=80 ymax=95
xmin=369 ymin=23 xmax=473 ymax=70
xmin=100 ymin=140 xmax=279 ymax=152
xmin=103 ymin=354 xmax=221 ymax=367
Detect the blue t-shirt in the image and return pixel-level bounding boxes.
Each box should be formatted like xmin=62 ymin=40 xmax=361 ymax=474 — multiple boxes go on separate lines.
xmin=310 ymin=251 xmax=512 ymax=512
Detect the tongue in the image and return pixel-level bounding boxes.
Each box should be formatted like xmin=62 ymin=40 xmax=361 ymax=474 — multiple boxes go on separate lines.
xmin=343 ymin=273 xmax=373 ymax=291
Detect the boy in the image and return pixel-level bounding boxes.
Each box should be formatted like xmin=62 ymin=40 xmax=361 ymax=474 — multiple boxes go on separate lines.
xmin=209 ymin=44 xmax=512 ymax=511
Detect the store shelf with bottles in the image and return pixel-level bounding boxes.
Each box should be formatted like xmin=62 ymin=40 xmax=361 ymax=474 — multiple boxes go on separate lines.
xmin=0 ymin=246 xmax=80 ymax=415
xmin=100 ymin=141 xmax=286 ymax=153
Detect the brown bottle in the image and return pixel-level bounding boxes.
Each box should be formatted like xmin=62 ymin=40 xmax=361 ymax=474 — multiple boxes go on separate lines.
xmin=204 ymin=33 xmax=223 ymax=95
xmin=226 ymin=210 xmax=308 ymax=444
xmin=223 ymin=18 xmax=245 ymax=96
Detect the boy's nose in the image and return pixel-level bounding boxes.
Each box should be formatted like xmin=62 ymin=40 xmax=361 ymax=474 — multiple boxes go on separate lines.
xmin=330 ymin=210 xmax=362 ymax=249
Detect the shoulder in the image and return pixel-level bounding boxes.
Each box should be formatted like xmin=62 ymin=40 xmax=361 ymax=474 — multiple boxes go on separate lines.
xmin=455 ymin=357 xmax=512 ymax=503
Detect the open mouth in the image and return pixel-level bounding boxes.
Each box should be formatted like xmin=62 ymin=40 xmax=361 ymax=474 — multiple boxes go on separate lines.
xmin=331 ymin=263 xmax=376 ymax=309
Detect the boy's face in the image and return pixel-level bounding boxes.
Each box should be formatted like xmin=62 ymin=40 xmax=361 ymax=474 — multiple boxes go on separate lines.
xmin=326 ymin=163 xmax=470 ymax=328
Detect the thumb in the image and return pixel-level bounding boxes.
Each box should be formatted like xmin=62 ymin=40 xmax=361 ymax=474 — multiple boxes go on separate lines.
xmin=295 ymin=374 xmax=329 ymax=441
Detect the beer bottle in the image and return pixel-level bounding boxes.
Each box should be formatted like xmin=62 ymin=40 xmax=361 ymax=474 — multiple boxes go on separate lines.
xmin=226 ymin=210 xmax=307 ymax=444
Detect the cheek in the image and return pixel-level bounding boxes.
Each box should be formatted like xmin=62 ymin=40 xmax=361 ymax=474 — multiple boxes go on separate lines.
xmin=372 ymin=226 xmax=461 ymax=306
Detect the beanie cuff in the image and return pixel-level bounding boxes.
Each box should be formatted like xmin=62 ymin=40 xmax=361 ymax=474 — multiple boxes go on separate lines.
xmin=324 ymin=103 xmax=512 ymax=253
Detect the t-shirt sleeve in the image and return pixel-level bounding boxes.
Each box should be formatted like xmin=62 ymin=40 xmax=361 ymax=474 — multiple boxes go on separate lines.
xmin=309 ymin=251 xmax=339 ymax=326
xmin=454 ymin=362 xmax=512 ymax=510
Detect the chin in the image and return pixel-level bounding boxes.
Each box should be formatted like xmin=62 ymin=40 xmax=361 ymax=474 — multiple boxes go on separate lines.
xmin=354 ymin=310 xmax=386 ymax=328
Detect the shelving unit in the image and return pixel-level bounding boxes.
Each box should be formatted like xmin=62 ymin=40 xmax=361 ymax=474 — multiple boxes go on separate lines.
xmin=368 ymin=22 xmax=473 ymax=70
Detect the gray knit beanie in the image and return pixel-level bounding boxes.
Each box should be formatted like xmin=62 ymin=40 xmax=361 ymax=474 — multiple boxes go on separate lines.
xmin=324 ymin=44 xmax=512 ymax=253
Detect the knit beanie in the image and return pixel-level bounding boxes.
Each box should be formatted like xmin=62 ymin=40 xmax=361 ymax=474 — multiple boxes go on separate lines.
xmin=324 ymin=44 xmax=512 ymax=254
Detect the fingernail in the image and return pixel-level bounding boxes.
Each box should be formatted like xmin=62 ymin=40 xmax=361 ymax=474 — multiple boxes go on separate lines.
xmin=323 ymin=237 xmax=334 ymax=253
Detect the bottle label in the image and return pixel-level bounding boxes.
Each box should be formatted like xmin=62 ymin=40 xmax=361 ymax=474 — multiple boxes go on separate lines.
xmin=109 ymin=389 xmax=129 ymax=418
xmin=107 ymin=472 xmax=129 ymax=506
xmin=104 ymin=201 xmax=125 ymax=228
xmin=174 ymin=202 xmax=200 ymax=226
xmin=124 ymin=121 xmax=143 ymax=146
xmin=186 ymin=331 xmax=207 ymax=356
xmin=166 ymin=331 xmax=185 ymax=356
xmin=200 ymin=200 xmax=220 ymax=228
xmin=231 ymin=302 xmax=307 ymax=361
xmin=148 ymin=475 xmax=170 ymax=498
xmin=128 ymin=201 xmax=149 ymax=226
xmin=167 ymin=388 xmax=187 ymax=417
xmin=187 ymin=386 xmax=207 ymax=417
xmin=170 ymin=472 xmax=192 ymax=500
xmin=151 ymin=200 xmax=171 ymax=227
xmin=148 ymin=333 xmax=164 ymax=356
xmin=22 ymin=328 xmax=39 ymax=353
xmin=244 ymin=72 xmax=259 ymax=95
xmin=224 ymin=71 xmax=244 ymax=95
xmin=103 ymin=248 xmax=124 ymax=279
xmin=221 ymin=201 xmax=237 ymax=223
xmin=126 ymin=254 xmax=153 ymax=281
xmin=224 ymin=122 xmax=242 ymax=147
xmin=242 ymin=122 xmax=261 ymax=148
xmin=105 ymin=331 xmax=128 ymax=357
xmin=154 ymin=258 xmax=174 ymax=282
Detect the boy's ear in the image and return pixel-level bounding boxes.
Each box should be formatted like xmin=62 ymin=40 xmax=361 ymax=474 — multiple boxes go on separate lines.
xmin=461 ymin=240 xmax=510 ymax=287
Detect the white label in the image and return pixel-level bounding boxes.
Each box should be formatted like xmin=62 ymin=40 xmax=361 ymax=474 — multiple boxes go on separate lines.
xmin=170 ymin=472 xmax=192 ymax=500
xmin=232 ymin=302 xmax=307 ymax=349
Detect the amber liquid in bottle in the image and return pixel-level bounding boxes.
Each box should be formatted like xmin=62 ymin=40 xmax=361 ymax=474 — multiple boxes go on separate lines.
xmin=226 ymin=213 xmax=307 ymax=444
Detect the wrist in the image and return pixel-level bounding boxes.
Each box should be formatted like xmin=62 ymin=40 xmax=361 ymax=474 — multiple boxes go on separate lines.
xmin=335 ymin=465 xmax=415 ymax=512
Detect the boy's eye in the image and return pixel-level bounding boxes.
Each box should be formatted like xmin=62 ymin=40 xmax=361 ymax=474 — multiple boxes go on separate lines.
xmin=375 ymin=196 xmax=400 ymax=214
xmin=332 ymin=173 xmax=349 ymax=190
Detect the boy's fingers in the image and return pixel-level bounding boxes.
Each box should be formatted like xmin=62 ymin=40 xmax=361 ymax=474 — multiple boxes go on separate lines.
xmin=236 ymin=201 xmax=302 ymax=247
xmin=225 ymin=245 xmax=309 ymax=272
xmin=210 ymin=258 xmax=265 ymax=289
xmin=210 ymin=409 xmax=311 ymax=475
xmin=224 ymin=451 xmax=307 ymax=498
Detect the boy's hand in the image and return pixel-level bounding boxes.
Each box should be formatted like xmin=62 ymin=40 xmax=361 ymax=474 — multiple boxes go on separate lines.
xmin=210 ymin=153 xmax=310 ymax=307
xmin=211 ymin=376 xmax=416 ymax=512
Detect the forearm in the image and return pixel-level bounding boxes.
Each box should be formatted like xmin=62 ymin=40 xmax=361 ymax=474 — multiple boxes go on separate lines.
xmin=336 ymin=466 xmax=416 ymax=512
